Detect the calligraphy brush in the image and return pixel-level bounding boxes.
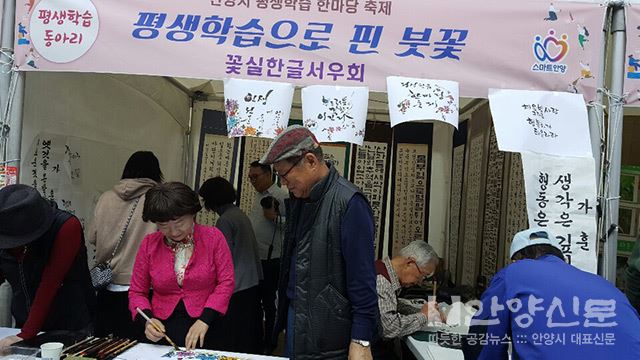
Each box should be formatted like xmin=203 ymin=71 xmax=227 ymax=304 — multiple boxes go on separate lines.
xmin=62 ymin=336 xmax=96 ymax=355
xmin=136 ymin=307 xmax=180 ymax=350
xmin=73 ymin=336 xmax=113 ymax=357
xmin=102 ymin=340 xmax=138 ymax=360
xmin=64 ymin=337 xmax=105 ymax=358
xmin=96 ymin=338 xmax=129 ymax=359
xmin=85 ymin=338 xmax=122 ymax=358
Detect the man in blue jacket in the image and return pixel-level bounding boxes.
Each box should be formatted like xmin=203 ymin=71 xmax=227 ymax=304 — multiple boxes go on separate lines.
xmin=463 ymin=227 xmax=640 ymax=359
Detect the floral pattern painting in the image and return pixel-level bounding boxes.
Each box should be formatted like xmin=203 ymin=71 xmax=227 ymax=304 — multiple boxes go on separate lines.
xmin=386 ymin=76 xmax=459 ymax=128
xmin=301 ymin=85 xmax=369 ymax=145
xmin=223 ymin=78 xmax=294 ymax=138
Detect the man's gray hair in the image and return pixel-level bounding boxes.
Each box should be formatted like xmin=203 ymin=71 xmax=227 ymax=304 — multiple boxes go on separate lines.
xmin=399 ymin=240 xmax=439 ymax=267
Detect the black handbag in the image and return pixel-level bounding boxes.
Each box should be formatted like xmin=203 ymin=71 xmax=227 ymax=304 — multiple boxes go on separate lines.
xmin=90 ymin=197 xmax=140 ymax=289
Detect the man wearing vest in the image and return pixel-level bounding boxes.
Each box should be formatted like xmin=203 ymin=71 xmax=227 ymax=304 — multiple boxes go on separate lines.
xmin=0 ymin=184 xmax=96 ymax=347
xmin=260 ymin=125 xmax=378 ymax=360
xmin=373 ymin=241 xmax=443 ymax=359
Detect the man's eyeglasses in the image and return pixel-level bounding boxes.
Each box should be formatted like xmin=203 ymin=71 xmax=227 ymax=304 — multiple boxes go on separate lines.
xmin=412 ymin=262 xmax=433 ymax=281
xmin=274 ymin=156 xmax=303 ymax=181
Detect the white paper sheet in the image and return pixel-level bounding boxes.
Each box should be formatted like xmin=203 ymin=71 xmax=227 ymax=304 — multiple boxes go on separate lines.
xmin=521 ymin=152 xmax=598 ymax=273
xmin=489 ymin=89 xmax=592 ymax=158
xmin=301 ymin=85 xmax=369 ymax=145
xmin=386 ymin=76 xmax=459 ymax=128
xmin=224 ymin=78 xmax=294 ymax=139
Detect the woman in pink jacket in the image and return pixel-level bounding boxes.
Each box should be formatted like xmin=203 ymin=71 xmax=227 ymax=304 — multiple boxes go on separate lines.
xmin=129 ymin=182 xmax=235 ymax=350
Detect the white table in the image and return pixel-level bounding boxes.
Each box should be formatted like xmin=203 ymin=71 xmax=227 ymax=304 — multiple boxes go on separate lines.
xmin=115 ymin=343 xmax=287 ymax=360
xmin=405 ymin=336 xmax=464 ymax=360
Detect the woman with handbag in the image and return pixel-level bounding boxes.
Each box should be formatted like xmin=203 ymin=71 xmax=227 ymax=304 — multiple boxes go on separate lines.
xmin=0 ymin=185 xmax=96 ymax=347
xmin=87 ymin=151 xmax=163 ymax=338
xmin=129 ymin=182 xmax=235 ymax=350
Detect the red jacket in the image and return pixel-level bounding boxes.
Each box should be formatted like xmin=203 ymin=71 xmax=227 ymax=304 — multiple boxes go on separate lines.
xmin=128 ymin=224 xmax=235 ymax=320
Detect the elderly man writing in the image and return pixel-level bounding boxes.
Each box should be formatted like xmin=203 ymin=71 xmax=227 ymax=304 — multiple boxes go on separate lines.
xmin=373 ymin=241 xmax=444 ymax=359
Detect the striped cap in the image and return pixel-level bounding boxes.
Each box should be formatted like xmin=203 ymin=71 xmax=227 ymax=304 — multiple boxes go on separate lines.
xmin=260 ymin=125 xmax=320 ymax=165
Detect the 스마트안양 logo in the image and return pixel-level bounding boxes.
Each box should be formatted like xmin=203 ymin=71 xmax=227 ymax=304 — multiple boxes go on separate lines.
xmin=533 ymin=30 xmax=569 ymax=63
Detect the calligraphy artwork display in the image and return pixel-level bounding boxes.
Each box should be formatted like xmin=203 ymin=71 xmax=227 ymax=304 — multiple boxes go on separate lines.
xmin=503 ymin=153 xmax=529 ymax=266
xmin=391 ymin=143 xmax=429 ymax=257
xmin=521 ymin=152 xmax=598 ymax=273
xmin=480 ymin=129 xmax=505 ymax=279
xmin=238 ymin=136 xmax=272 ymax=214
xmin=352 ymin=141 xmax=389 ymax=258
xmin=196 ymin=134 xmax=236 ymax=226
xmin=488 ymin=89 xmax=592 ymax=158
xmin=161 ymin=349 xmax=245 ymax=360
xmin=448 ymin=144 xmax=466 ymax=280
xmin=321 ymin=143 xmax=349 ymax=176
xmin=224 ymin=78 xmax=294 ymax=138
xmin=386 ymin=76 xmax=459 ymax=128
xmin=301 ymin=85 xmax=368 ymax=145
xmin=460 ymin=134 xmax=485 ymax=286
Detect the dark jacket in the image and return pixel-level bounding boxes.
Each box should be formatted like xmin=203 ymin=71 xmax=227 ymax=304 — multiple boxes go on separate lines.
xmin=275 ymin=166 xmax=363 ymax=359
xmin=0 ymin=208 xmax=96 ymax=332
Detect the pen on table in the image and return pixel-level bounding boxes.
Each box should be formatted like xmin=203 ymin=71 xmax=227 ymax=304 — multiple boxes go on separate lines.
xmin=135 ymin=307 xmax=181 ymax=350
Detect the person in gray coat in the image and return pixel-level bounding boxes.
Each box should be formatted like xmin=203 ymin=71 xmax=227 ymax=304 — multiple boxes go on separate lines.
xmin=198 ymin=177 xmax=262 ymax=354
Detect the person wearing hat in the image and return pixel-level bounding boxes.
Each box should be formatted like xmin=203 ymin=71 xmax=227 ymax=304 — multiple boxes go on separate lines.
xmin=261 ymin=125 xmax=378 ymax=360
xmin=0 ymin=184 xmax=96 ymax=347
xmin=463 ymin=227 xmax=640 ymax=359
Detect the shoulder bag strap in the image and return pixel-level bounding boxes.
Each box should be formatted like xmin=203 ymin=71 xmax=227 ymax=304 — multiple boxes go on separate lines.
xmin=107 ymin=197 xmax=141 ymax=265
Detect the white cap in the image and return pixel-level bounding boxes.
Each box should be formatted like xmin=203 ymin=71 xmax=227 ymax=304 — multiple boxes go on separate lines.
xmin=509 ymin=227 xmax=562 ymax=259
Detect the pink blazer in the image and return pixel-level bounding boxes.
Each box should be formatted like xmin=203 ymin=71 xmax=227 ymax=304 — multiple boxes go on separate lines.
xmin=128 ymin=224 xmax=235 ymax=320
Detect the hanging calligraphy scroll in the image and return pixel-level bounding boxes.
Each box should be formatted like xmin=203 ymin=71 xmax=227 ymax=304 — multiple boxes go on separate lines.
xmin=321 ymin=143 xmax=350 ymax=177
xmin=195 ymin=110 xmax=240 ymax=226
xmin=480 ymin=127 xmax=506 ymax=280
xmin=351 ymin=121 xmax=393 ymax=259
xmin=521 ymin=152 xmax=598 ymax=273
xmin=386 ymin=76 xmax=459 ymax=128
xmin=237 ymin=136 xmax=273 ymax=214
xmin=390 ymin=123 xmax=432 ymax=257
xmin=301 ymin=85 xmax=369 ymax=145
xmin=23 ymin=133 xmax=136 ymax=266
xmin=448 ymin=121 xmax=468 ymax=281
xmin=223 ymin=78 xmax=294 ymax=138
xmin=503 ymin=153 xmax=529 ymax=267
xmin=460 ymin=134 xmax=486 ymax=286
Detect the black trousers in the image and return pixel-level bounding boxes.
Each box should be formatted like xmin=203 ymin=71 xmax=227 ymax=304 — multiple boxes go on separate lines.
xmin=209 ymin=285 xmax=262 ymax=354
xmin=96 ymin=289 xmax=143 ymax=339
xmin=158 ymin=301 xmax=220 ymax=349
xmin=259 ymin=258 xmax=280 ymax=352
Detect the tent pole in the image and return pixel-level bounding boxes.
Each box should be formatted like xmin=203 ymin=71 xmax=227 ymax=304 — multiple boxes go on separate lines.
xmin=0 ymin=0 xmax=25 ymax=181
xmin=592 ymin=5 xmax=610 ymax=277
xmin=603 ymin=2 xmax=626 ymax=283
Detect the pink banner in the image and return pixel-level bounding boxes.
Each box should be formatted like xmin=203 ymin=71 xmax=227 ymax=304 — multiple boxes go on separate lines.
xmin=625 ymin=6 xmax=640 ymax=106
xmin=14 ymin=0 xmax=604 ymax=100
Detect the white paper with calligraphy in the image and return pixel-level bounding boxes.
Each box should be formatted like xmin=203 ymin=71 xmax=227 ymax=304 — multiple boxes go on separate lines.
xmin=386 ymin=76 xmax=459 ymax=128
xmin=521 ymin=152 xmax=597 ymax=273
xmin=302 ymin=85 xmax=368 ymax=145
xmin=488 ymin=89 xmax=592 ymax=158
xmin=224 ymin=78 xmax=294 ymax=138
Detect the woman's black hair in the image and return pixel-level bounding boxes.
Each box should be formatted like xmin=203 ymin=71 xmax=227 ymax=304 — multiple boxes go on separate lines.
xmin=121 ymin=151 xmax=164 ymax=182
xmin=142 ymin=182 xmax=201 ymax=223
xmin=198 ymin=177 xmax=237 ymax=211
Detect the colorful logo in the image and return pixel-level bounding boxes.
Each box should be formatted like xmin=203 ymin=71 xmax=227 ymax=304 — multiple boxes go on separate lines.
xmin=533 ymin=30 xmax=569 ymax=63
